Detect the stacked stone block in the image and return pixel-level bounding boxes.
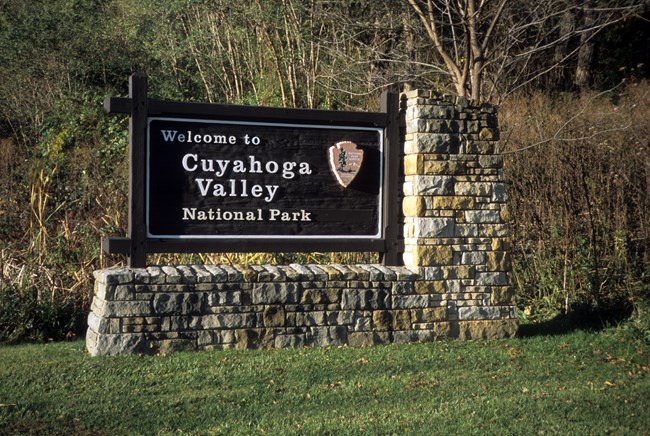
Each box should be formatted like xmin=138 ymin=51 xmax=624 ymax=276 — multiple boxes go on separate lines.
xmin=88 ymin=264 xmax=439 ymax=355
xmin=401 ymin=90 xmax=517 ymax=337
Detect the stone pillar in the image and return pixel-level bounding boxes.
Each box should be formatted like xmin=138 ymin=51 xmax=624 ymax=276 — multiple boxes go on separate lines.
xmin=401 ymin=90 xmax=518 ymax=338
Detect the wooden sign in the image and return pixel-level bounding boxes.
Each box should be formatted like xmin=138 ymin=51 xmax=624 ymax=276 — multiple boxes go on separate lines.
xmin=102 ymin=73 xmax=400 ymax=267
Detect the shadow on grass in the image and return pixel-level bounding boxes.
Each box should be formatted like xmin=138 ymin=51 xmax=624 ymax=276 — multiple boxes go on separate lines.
xmin=518 ymin=303 xmax=634 ymax=338
xmin=518 ymin=316 xmax=604 ymax=337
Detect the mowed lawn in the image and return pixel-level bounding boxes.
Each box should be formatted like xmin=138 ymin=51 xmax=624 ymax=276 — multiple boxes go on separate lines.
xmin=1 ymin=327 xmax=648 ymax=435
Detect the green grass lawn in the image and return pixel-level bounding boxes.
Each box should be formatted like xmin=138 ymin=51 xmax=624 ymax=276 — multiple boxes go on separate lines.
xmin=1 ymin=327 xmax=648 ymax=435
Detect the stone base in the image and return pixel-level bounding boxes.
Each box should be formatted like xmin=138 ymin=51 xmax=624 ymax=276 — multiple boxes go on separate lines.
xmin=86 ymin=264 xmax=518 ymax=356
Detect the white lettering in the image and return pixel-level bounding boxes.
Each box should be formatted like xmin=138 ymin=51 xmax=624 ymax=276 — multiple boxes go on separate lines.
xmin=282 ymin=161 xmax=297 ymax=179
xmin=264 ymin=185 xmax=279 ymax=202
xmin=233 ymin=160 xmax=246 ymax=173
xmin=182 ymin=154 xmax=198 ymax=172
xmin=215 ymin=160 xmax=229 ymax=177
xmin=299 ymin=162 xmax=312 ymax=175
xmin=182 ymin=207 xmax=195 ymax=220
xmin=265 ymin=161 xmax=279 ymax=174
xmin=195 ymin=178 xmax=212 ymax=196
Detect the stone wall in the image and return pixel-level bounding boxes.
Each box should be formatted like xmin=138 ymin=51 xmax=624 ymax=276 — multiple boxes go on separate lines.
xmin=86 ymin=90 xmax=518 ymax=356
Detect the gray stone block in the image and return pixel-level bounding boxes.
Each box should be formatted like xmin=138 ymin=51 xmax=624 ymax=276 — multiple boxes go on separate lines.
xmin=190 ymin=265 xmax=213 ymax=283
xmin=277 ymin=265 xmax=301 ymax=281
xmin=176 ymin=265 xmax=198 ymax=285
xmin=341 ymin=289 xmax=388 ymax=310
xmin=391 ymin=281 xmax=415 ymax=295
xmin=492 ymin=183 xmax=507 ymax=202
xmin=94 ymin=300 xmax=150 ymax=318
xmin=354 ymin=317 xmax=371 ymax=331
xmin=161 ymin=266 xmax=182 ymax=284
xmin=465 ymin=210 xmax=501 ymax=224
xmin=413 ymin=133 xmax=460 ymax=154
xmin=414 ymin=175 xmax=454 ymax=196
xmin=133 ymin=268 xmax=151 ymax=284
xmin=476 ymin=272 xmax=508 ymax=286
xmin=153 ymin=293 xmax=203 ymax=315
xmin=252 ymin=283 xmax=300 ymax=304
xmin=295 ymin=311 xmax=326 ymax=326
xmin=204 ymin=265 xmax=229 ymax=282
xmin=458 ymin=306 xmax=502 ymax=320
xmin=220 ymin=265 xmax=243 ymax=281
xmin=262 ymin=264 xmax=287 ymax=282
xmin=208 ymin=291 xmax=242 ymax=306
xmin=415 ymin=217 xmax=455 ymax=238
xmin=197 ymin=313 xmax=256 ymax=329
xmin=86 ymin=331 xmax=146 ymax=356
xmin=392 ymin=294 xmax=430 ymax=309
xmin=309 ymin=326 xmax=347 ymax=347
xmin=326 ymin=310 xmax=356 ymax=325
xmin=373 ymin=265 xmax=397 ymax=281
xmin=390 ymin=266 xmax=420 ymax=281
xmin=305 ymin=265 xmax=329 ymax=281
xmin=275 ymin=334 xmax=305 ymax=348
xmin=356 ymin=264 xmax=384 ymax=281
xmin=94 ymin=268 xmax=134 ymax=285
xmin=288 ymin=264 xmax=315 ymax=281
xmin=461 ymin=252 xmax=487 ymax=265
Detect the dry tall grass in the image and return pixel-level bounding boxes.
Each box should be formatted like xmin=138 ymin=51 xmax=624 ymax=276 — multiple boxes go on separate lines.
xmin=501 ymin=80 xmax=649 ymax=320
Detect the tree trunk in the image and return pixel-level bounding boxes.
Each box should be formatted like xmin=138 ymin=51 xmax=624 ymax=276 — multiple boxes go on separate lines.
xmin=575 ymin=1 xmax=596 ymax=89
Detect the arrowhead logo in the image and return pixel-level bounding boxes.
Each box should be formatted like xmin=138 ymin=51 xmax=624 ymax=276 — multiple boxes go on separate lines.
xmin=328 ymin=141 xmax=364 ymax=188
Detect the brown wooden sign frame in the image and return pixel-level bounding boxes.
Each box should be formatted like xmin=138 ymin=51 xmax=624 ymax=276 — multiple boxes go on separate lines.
xmin=103 ymin=73 xmax=400 ymax=267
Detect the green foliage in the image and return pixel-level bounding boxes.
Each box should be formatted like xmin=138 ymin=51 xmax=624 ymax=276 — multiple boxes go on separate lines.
xmin=0 ymin=283 xmax=81 ymax=344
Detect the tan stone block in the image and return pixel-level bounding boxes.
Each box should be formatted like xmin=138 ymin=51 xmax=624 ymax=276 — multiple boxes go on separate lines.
xmin=479 ymin=224 xmax=509 ymax=237
xmin=491 ymin=286 xmax=516 ymax=305
xmin=404 ymin=154 xmax=423 ymax=175
xmin=348 ymin=332 xmax=374 ymax=347
xmin=319 ymin=264 xmax=344 ymax=280
xmin=433 ymin=321 xmax=452 ymax=338
xmin=372 ymin=310 xmax=392 ymax=331
xmin=442 ymin=266 xmax=475 ymax=280
xmin=413 ymin=245 xmax=453 ymax=266
xmin=423 ymin=161 xmax=465 ymax=175
xmin=403 ymin=196 xmax=426 ymax=217
xmin=486 ymin=251 xmax=510 ymax=271
xmin=392 ymin=310 xmax=413 ymax=330
xmin=431 ymin=196 xmax=475 ymax=210
xmin=478 ymin=128 xmax=496 ymax=141
xmin=262 ymin=306 xmax=285 ymax=327
xmin=414 ymin=281 xmax=446 ymax=294
xmin=235 ymin=328 xmax=275 ymax=349
xmin=456 ymin=319 xmax=518 ymax=340
xmin=414 ymin=307 xmax=447 ymax=323
xmin=500 ymin=205 xmax=511 ymax=221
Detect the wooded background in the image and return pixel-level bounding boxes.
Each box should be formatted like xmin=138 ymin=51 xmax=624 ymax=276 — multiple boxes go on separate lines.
xmin=0 ymin=0 xmax=648 ymax=341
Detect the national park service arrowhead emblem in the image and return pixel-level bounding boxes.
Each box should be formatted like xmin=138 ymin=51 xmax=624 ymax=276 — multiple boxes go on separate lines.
xmin=328 ymin=141 xmax=364 ymax=188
